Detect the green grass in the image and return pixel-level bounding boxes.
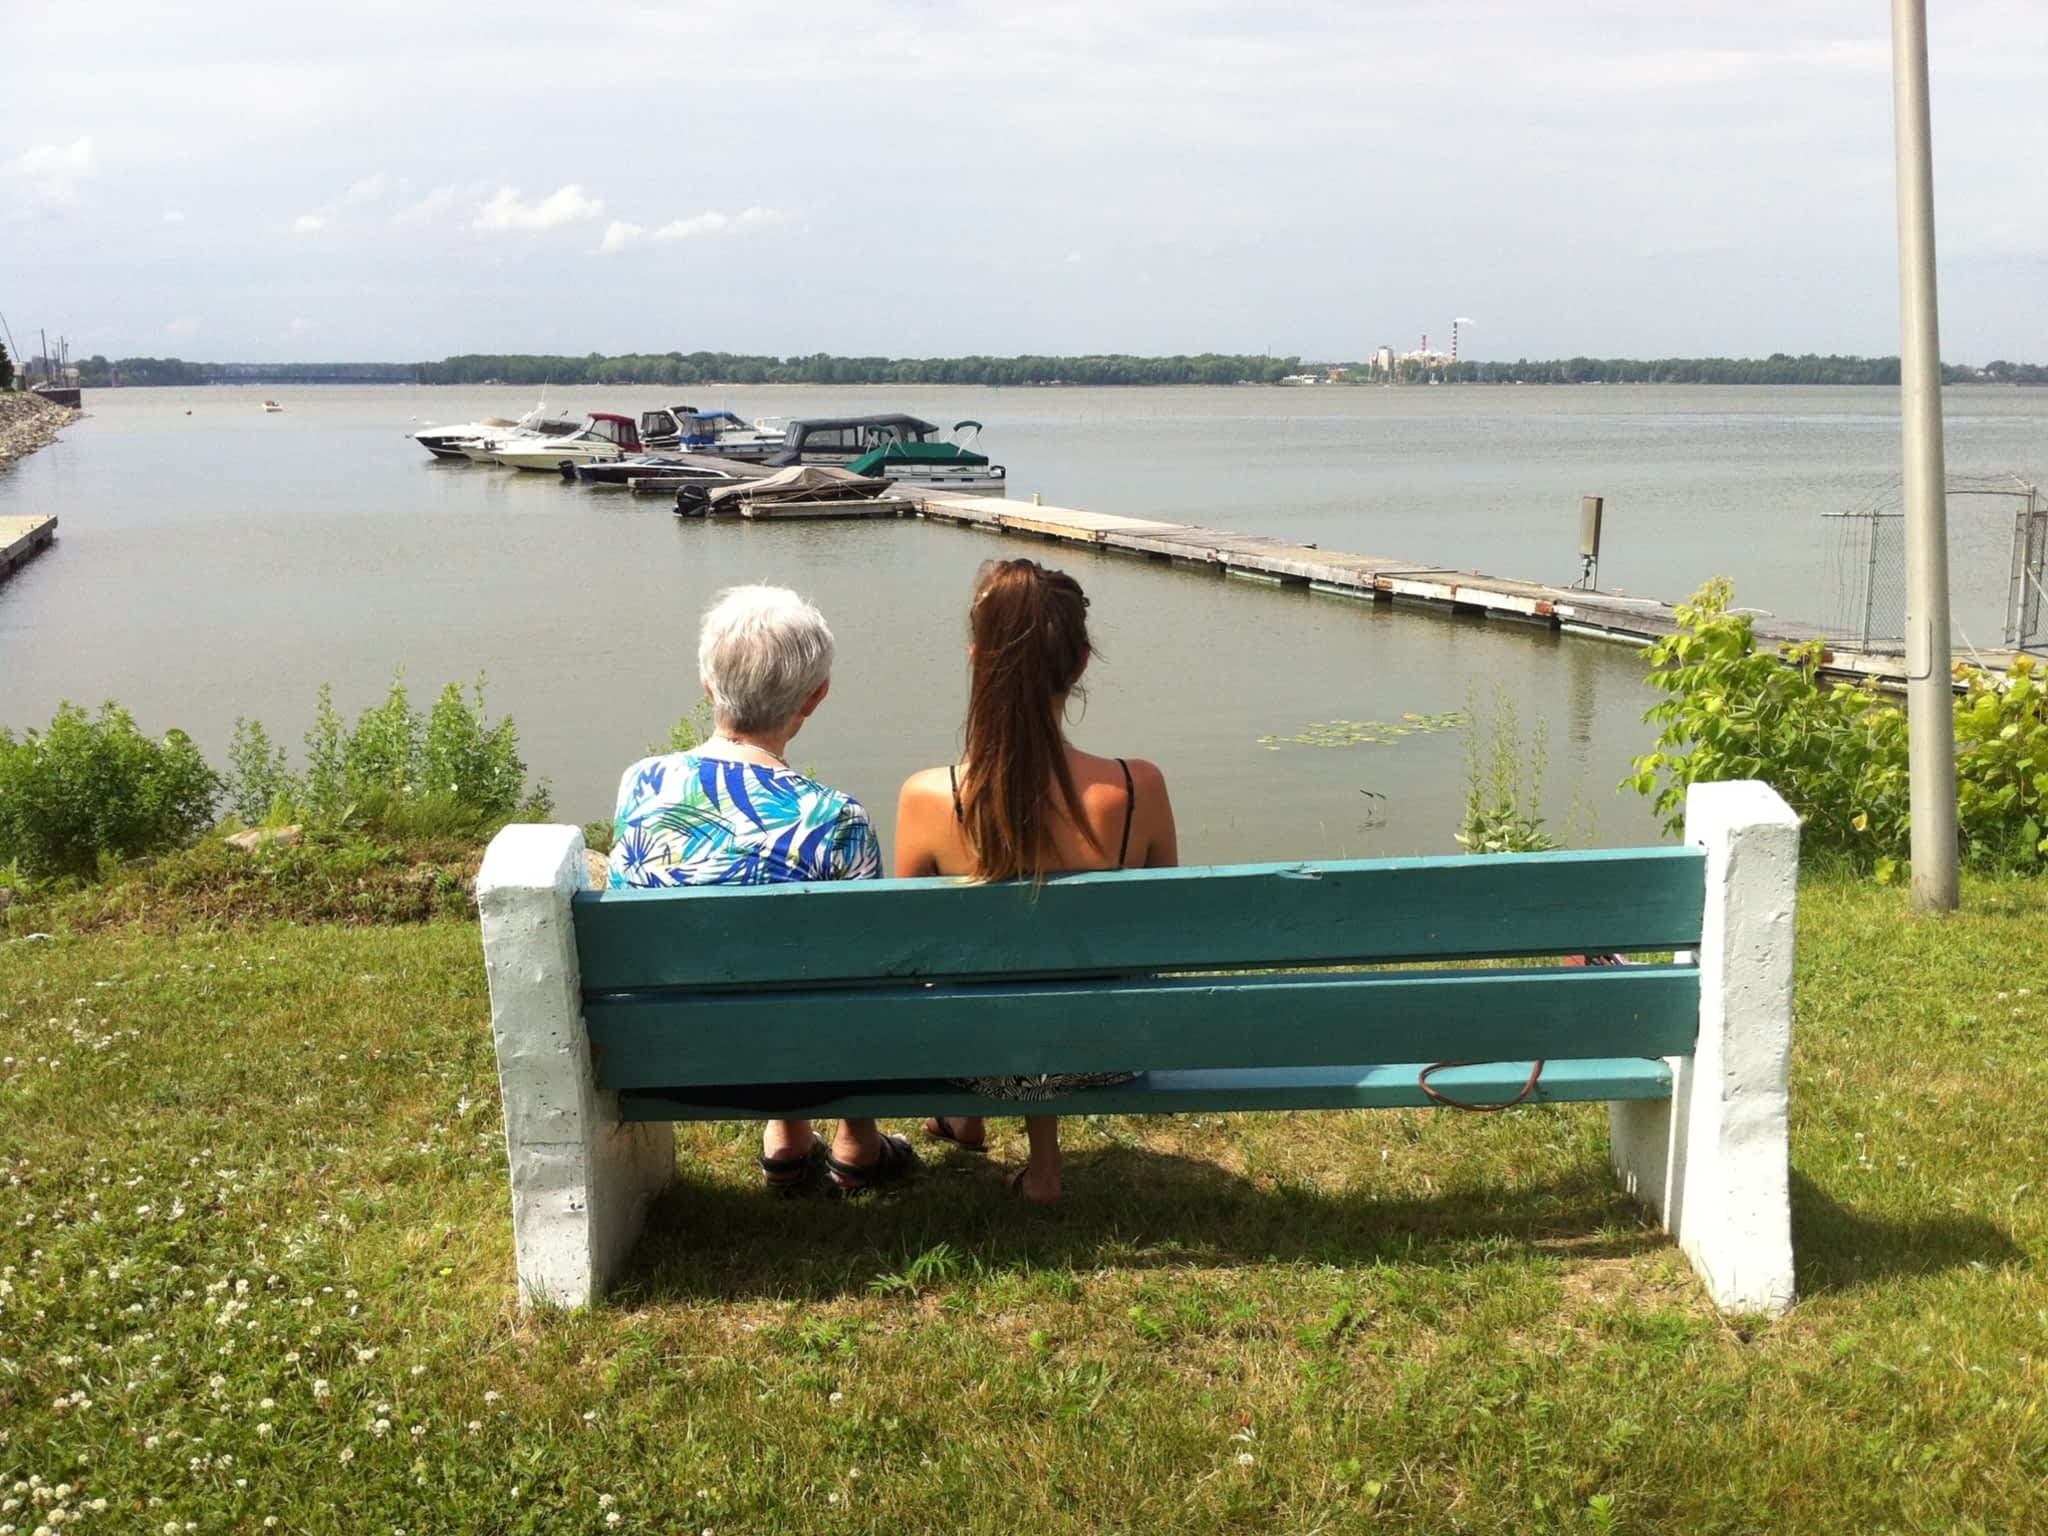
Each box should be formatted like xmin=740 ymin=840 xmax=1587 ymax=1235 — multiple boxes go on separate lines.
xmin=1 ymin=875 xmax=2044 ymax=1533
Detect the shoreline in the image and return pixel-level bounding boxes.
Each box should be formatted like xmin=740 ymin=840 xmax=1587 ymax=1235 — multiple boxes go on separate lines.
xmin=0 ymin=390 xmax=83 ymax=468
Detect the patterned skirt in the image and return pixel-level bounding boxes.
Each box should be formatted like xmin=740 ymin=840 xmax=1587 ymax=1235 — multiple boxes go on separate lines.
xmin=950 ymin=1071 xmax=1138 ymax=1103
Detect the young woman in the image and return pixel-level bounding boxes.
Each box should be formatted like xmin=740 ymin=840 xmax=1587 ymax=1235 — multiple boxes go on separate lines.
xmin=895 ymin=558 xmax=1178 ymax=1202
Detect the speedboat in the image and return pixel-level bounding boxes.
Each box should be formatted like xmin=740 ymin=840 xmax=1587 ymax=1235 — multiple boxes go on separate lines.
xmin=412 ymin=401 xmax=580 ymax=460
xmin=571 ymin=452 xmax=772 ymax=490
xmin=488 ymin=412 xmax=644 ymax=472
xmin=262 ymin=400 xmax=284 ymax=413
xmin=674 ymin=464 xmax=894 ymax=519
xmin=846 ymin=420 xmax=1005 ymax=493
xmin=638 ymin=406 xmax=785 ymax=461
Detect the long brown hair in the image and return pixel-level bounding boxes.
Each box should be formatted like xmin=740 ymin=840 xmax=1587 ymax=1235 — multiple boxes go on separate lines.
xmin=957 ymin=558 xmax=1098 ymax=882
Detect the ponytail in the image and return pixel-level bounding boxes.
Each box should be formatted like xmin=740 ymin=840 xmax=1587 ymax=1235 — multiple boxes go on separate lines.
xmin=957 ymin=559 xmax=1098 ymax=882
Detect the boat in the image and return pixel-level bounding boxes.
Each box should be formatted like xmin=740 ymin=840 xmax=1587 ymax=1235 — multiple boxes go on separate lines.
xmin=637 ymin=406 xmax=785 ymax=461
xmin=262 ymin=400 xmax=284 ymax=413
xmin=674 ymin=464 xmax=896 ymax=519
xmin=765 ymin=413 xmax=946 ymax=467
xmin=487 ymin=413 xmax=644 ymax=472
xmin=570 ymin=452 xmax=772 ymax=489
xmin=412 ymin=401 xmax=581 ymax=461
xmin=845 ymin=420 xmax=1005 ymax=493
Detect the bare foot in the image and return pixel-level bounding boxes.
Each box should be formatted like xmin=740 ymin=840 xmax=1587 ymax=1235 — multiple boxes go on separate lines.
xmin=1009 ymin=1164 xmax=1061 ymax=1204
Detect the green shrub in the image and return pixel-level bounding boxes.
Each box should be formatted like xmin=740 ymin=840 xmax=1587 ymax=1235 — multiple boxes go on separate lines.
xmin=291 ymin=672 xmax=550 ymax=829
xmin=226 ymin=717 xmax=298 ymax=825
xmin=0 ymin=702 xmax=220 ymax=879
xmin=1456 ymin=684 xmax=1560 ymax=855
xmin=651 ymin=698 xmax=714 ymax=755
xmin=1625 ymin=578 xmax=2047 ymax=876
xmin=1954 ymin=655 xmax=2048 ymax=870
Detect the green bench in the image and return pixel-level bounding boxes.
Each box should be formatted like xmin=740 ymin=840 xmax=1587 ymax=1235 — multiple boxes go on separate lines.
xmin=477 ymin=780 xmax=1799 ymax=1314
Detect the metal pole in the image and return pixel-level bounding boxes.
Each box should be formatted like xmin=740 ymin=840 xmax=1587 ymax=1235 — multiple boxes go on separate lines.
xmin=1892 ymin=0 xmax=1959 ymax=909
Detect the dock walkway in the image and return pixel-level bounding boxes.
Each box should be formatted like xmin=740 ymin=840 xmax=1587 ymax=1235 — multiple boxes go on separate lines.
xmin=898 ymin=491 xmax=2021 ymax=690
xmin=0 ymin=515 xmax=56 ymax=584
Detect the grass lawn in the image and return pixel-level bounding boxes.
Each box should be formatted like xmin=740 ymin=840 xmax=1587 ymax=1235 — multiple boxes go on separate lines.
xmin=1 ymin=872 xmax=2043 ymax=1534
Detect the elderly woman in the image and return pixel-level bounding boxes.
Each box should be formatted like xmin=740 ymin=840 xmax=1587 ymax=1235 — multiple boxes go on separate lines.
xmin=607 ymin=584 xmax=915 ymax=1195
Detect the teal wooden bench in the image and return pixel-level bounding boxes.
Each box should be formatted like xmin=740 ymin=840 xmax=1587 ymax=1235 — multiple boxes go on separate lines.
xmin=477 ymin=780 xmax=1799 ymax=1314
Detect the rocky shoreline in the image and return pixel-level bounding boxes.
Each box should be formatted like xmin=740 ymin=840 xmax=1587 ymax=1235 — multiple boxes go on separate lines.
xmin=0 ymin=390 xmax=82 ymax=469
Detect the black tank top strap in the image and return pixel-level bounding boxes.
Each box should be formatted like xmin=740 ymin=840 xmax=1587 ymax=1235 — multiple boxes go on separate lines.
xmin=949 ymin=764 xmax=963 ymax=823
xmin=1116 ymin=757 xmax=1136 ymax=867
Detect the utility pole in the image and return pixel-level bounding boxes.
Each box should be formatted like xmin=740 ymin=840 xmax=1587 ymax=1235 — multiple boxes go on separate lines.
xmin=1892 ymin=0 xmax=1959 ymax=910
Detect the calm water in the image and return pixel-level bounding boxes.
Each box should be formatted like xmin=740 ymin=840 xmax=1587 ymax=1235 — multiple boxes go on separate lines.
xmin=2 ymin=384 xmax=2042 ymax=860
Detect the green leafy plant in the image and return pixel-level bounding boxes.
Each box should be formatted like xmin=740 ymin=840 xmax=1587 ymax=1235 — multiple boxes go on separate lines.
xmin=1624 ymin=579 xmax=1910 ymax=868
xmin=650 ymin=698 xmax=714 ymax=755
xmin=1457 ymin=684 xmax=1560 ymax=854
xmin=0 ymin=702 xmax=220 ymax=879
xmin=1953 ymin=654 xmax=2048 ymax=870
xmin=1259 ymin=710 xmax=1466 ymax=750
xmin=225 ymin=717 xmax=299 ymax=825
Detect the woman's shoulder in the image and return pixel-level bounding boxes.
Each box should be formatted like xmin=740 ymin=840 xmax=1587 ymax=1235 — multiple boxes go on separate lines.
xmin=898 ymin=764 xmax=958 ymax=801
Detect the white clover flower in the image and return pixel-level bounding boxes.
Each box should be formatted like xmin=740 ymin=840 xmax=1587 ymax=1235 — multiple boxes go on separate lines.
xmin=605 ymin=1516 xmax=621 ymax=1530
xmin=482 ymin=1390 xmax=500 ymax=1405
xmin=597 ymin=1495 xmax=616 ymax=1510
xmin=337 ymin=1448 xmax=354 ymax=1464
xmin=312 ymin=1380 xmax=331 ymax=1400
xmin=255 ymin=1425 xmax=273 ymax=1439
xmin=372 ymin=1420 xmax=391 ymax=1437
xmin=1235 ymin=1452 xmax=1256 ymax=1468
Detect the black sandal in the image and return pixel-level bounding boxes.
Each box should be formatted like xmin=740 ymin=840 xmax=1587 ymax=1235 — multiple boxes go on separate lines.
xmin=924 ymin=1116 xmax=989 ymax=1154
xmin=824 ymin=1133 xmax=920 ymax=1196
xmin=756 ymin=1141 xmax=823 ymax=1195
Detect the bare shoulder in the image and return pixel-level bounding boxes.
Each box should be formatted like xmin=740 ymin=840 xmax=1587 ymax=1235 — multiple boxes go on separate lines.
xmin=897 ymin=765 xmax=956 ymax=805
xmin=1122 ymin=756 xmax=1170 ymax=796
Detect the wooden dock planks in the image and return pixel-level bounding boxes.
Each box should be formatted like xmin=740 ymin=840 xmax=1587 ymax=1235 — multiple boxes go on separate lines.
xmin=0 ymin=515 xmax=57 ymax=584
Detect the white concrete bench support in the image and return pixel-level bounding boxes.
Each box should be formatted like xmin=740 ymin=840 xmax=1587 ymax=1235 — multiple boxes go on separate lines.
xmin=1612 ymin=781 xmax=1799 ymax=1315
xmin=476 ymin=824 xmax=675 ymax=1308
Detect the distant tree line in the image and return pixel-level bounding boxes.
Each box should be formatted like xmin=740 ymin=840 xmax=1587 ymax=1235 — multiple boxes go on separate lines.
xmin=413 ymin=352 xmax=1308 ymax=387
xmin=1338 ymin=353 xmax=2048 ymax=386
xmin=66 ymin=349 xmax=2048 ymax=389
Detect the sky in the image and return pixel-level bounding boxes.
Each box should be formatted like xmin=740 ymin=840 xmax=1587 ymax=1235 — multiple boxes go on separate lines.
xmin=4 ymin=0 xmax=2045 ymax=364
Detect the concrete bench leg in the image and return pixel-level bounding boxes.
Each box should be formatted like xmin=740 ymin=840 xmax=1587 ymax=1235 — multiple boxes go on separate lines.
xmin=477 ymin=824 xmax=674 ymax=1308
xmin=1612 ymin=780 xmax=1799 ymax=1315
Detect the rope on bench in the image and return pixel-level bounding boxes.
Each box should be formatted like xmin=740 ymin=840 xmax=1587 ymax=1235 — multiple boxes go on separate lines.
xmin=1416 ymin=1059 xmax=1545 ymax=1112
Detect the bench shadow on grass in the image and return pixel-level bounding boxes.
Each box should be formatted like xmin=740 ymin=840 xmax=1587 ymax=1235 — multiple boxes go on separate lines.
xmin=616 ymin=1144 xmax=1673 ymax=1306
xmin=1790 ymin=1169 xmax=2025 ymax=1297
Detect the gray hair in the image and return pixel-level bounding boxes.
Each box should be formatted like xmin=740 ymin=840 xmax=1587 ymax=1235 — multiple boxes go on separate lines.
xmin=697 ymin=585 xmax=836 ymax=733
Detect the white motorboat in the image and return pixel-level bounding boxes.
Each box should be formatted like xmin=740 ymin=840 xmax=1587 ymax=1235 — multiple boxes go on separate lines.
xmin=638 ymin=406 xmax=786 ymax=461
xmin=487 ymin=412 xmax=644 ymax=472
xmin=412 ymin=401 xmax=580 ymax=461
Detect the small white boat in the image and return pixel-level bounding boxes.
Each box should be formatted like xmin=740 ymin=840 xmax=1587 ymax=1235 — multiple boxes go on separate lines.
xmin=488 ymin=413 xmax=644 ymax=472
xmin=412 ymin=400 xmax=580 ymax=461
xmin=262 ymin=400 xmax=284 ymax=413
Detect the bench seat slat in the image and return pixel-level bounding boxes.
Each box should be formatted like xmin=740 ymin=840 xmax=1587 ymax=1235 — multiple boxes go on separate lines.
xmin=573 ymin=846 xmax=1705 ymax=990
xmin=615 ymin=1057 xmax=1675 ymax=1121
xmin=585 ymin=964 xmax=1699 ymax=1090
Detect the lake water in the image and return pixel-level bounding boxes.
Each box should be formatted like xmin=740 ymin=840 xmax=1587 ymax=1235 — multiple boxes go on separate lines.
xmin=1 ymin=384 xmax=2042 ymax=862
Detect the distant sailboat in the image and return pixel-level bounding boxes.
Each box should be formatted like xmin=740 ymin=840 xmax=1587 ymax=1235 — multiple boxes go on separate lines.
xmin=262 ymin=400 xmax=284 ymax=413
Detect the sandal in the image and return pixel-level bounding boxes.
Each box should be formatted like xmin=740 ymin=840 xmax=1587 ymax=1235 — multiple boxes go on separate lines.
xmin=923 ymin=1116 xmax=988 ymax=1154
xmin=757 ymin=1141 xmax=824 ymax=1196
xmin=824 ymin=1133 xmax=920 ymax=1196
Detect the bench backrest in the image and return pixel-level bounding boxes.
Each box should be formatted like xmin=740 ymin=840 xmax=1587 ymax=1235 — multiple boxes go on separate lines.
xmin=570 ymin=847 xmax=1705 ymax=1092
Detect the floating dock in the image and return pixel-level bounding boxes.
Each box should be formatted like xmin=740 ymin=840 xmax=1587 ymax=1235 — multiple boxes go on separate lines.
xmin=880 ymin=491 xmax=2026 ymax=690
xmin=0 ymin=515 xmax=57 ymax=584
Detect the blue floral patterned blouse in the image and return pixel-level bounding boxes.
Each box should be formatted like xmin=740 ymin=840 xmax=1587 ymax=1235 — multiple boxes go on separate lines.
xmin=607 ymin=749 xmax=883 ymax=889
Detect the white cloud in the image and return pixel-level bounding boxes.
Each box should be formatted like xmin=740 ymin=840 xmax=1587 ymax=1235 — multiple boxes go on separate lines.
xmin=287 ymin=316 xmax=314 ymax=335
xmin=5 ymin=136 xmax=97 ymax=205
xmin=474 ymin=183 xmax=604 ymax=234
xmin=597 ymin=206 xmax=792 ymax=254
xmin=339 ymin=174 xmax=387 ymax=207
xmin=162 ymin=208 xmax=186 ymax=224
xmin=392 ymin=185 xmax=457 ymax=225
xmin=291 ymin=211 xmax=331 ymax=234
xmin=164 ymin=317 xmax=199 ymax=338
